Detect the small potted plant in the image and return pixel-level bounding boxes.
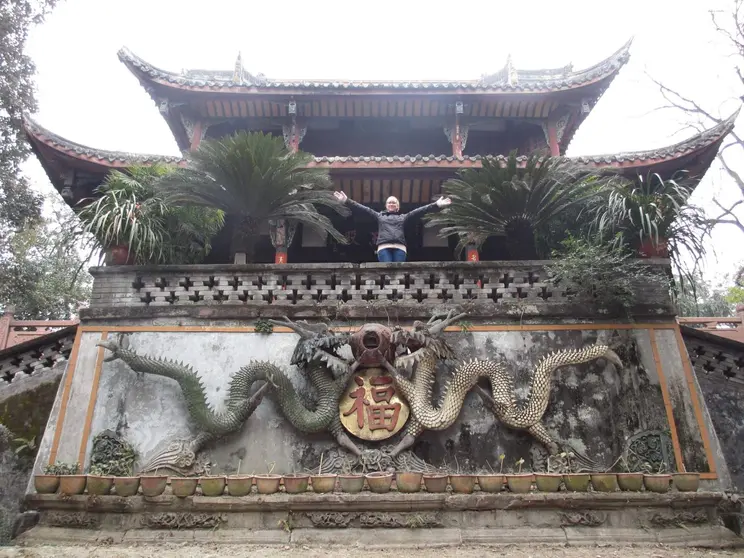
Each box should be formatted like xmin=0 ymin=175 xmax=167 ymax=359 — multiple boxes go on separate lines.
xmin=86 ymin=464 xmax=114 ymax=496
xmin=226 ymin=460 xmax=253 ymax=496
xmin=255 ymin=462 xmax=281 ymax=495
xmin=113 ymin=462 xmax=141 ymax=497
xmin=672 ymin=465 xmax=700 ymax=493
xmin=365 ymin=471 xmax=394 ymax=493
xmin=505 ymin=458 xmax=532 ymax=493
xmin=36 ymin=465 xmax=61 ymax=494
xmin=395 ymin=471 xmax=423 ymax=493
xmin=591 ymin=456 xmax=620 ymax=492
xmin=643 ymin=462 xmax=672 ymax=494
xmin=199 ymin=473 xmax=226 ymax=497
xmin=51 ymin=462 xmax=86 ymax=495
xmin=140 ymin=470 xmax=169 ymax=497
xmin=534 ymin=455 xmax=562 ymax=492
xmin=449 ymin=457 xmax=476 ymax=494
xmin=562 ymin=452 xmax=591 ymax=492
xmin=283 ymin=472 xmax=310 ymax=494
xmin=171 ymin=476 xmax=199 ymax=498
xmin=423 ymin=471 xmax=449 ymax=493
xmin=338 ymin=463 xmax=365 ymax=494
xmin=616 ymin=456 xmax=644 ymax=492
xmin=478 ymin=455 xmax=505 ymax=493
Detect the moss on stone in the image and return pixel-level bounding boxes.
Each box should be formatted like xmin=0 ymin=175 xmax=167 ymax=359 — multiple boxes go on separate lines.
xmin=0 ymin=378 xmax=60 ymax=458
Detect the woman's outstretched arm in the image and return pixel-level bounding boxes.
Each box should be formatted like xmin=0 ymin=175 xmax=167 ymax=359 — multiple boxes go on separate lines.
xmin=403 ymin=196 xmax=452 ymax=222
xmin=334 ymin=191 xmax=380 ymax=219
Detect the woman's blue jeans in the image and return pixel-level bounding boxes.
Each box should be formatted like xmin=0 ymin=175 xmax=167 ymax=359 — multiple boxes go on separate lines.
xmin=377 ymin=248 xmax=407 ymax=262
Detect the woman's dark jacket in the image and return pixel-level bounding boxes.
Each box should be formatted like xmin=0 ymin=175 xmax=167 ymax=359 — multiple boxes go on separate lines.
xmin=346 ymin=199 xmax=440 ymax=247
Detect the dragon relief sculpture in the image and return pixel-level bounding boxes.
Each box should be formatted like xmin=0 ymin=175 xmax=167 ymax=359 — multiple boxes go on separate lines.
xmin=97 ymin=317 xmax=365 ymax=473
xmin=97 ymin=312 xmax=623 ymax=473
xmin=381 ymin=310 xmax=623 ymax=460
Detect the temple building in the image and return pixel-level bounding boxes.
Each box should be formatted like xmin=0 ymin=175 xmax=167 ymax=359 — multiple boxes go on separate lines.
xmin=25 ymin=40 xmax=735 ymax=265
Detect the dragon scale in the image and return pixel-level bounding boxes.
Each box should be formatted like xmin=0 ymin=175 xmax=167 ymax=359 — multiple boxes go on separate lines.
xmin=228 ymin=360 xmax=342 ymax=434
xmin=390 ymin=343 xmax=621 ymax=456
xmin=98 ymin=343 xmax=265 ymax=437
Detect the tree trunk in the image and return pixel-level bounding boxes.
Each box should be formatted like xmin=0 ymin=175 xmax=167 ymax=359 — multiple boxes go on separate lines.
xmin=229 ymin=216 xmax=259 ymax=263
xmin=504 ymin=219 xmax=538 ymax=260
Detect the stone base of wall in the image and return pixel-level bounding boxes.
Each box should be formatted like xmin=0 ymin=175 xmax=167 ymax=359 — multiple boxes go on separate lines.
xmin=21 ymin=492 xmax=742 ymax=548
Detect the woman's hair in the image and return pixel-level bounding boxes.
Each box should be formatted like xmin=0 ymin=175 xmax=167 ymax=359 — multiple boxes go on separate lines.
xmin=386 ymin=196 xmax=400 ymax=206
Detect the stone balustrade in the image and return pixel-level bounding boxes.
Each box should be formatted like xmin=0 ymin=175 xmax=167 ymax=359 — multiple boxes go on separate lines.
xmin=83 ymin=260 xmax=673 ymax=321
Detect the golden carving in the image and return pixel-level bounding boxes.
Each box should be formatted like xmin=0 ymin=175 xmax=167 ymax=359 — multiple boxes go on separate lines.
xmin=339 ymin=367 xmax=409 ymax=441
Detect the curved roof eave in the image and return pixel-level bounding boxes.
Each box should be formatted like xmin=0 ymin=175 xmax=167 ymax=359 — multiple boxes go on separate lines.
xmin=117 ymin=40 xmax=631 ymax=97
xmin=24 ymin=107 xmax=735 ymax=179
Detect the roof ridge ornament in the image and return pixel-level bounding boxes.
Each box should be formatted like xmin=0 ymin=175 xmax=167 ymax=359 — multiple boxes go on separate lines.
xmin=233 ymin=52 xmax=243 ymax=84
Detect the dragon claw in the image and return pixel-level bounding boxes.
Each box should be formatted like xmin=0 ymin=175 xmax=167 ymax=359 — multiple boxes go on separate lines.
xmin=96 ymin=340 xmax=122 ymax=362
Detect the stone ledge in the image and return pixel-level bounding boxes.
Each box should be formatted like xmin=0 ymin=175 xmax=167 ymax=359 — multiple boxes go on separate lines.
xmin=16 ymin=525 xmax=743 ymax=548
xmin=25 ymin=491 xmax=728 ymax=513
xmin=79 ymin=301 xmax=674 ymax=321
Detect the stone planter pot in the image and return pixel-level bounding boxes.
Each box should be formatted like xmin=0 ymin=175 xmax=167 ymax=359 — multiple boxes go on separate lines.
xmin=563 ymin=473 xmax=591 ymax=492
xmin=114 ymin=476 xmax=140 ymax=497
xmin=423 ymin=474 xmax=449 ymax=493
xmin=226 ymin=476 xmax=253 ymax=497
xmin=617 ymin=473 xmax=644 ymax=492
xmin=477 ymin=474 xmax=504 ymax=493
xmin=171 ymin=477 xmax=198 ymax=497
xmin=644 ymin=474 xmax=671 ymax=493
xmin=199 ymin=476 xmax=226 ymax=497
xmin=311 ymin=474 xmax=336 ymax=494
xmin=140 ymin=475 xmax=168 ymax=497
xmin=255 ymin=474 xmax=281 ymax=494
xmin=283 ymin=474 xmax=309 ymax=494
xmin=108 ymin=245 xmax=133 ymax=265
xmin=395 ymin=472 xmax=423 ymax=493
xmin=590 ymin=473 xmax=618 ymax=492
xmin=338 ymin=475 xmax=365 ymax=493
xmin=450 ymin=475 xmax=476 ymax=494
xmin=673 ymin=473 xmax=700 ymax=492
xmin=34 ymin=475 xmax=59 ymax=494
xmin=365 ymin=472 xmax=393 ymax=494
xmin=86 ymin=475 xmax=114 ymax=496
xmin=505 ymin=474 xmax=532 ymax=493
xmin=59 ymin=475 xmax=87 ymax=495
xmin=534 ymin=474 xmax=562 ymax=492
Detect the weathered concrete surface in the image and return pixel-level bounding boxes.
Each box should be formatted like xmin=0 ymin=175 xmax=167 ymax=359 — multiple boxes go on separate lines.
xmin=31 ymin=327 xmax=719 ymax=481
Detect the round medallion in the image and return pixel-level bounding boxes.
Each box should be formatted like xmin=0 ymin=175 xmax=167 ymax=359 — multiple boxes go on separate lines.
xmin=339 ymin=367 xmax=409 ymax=441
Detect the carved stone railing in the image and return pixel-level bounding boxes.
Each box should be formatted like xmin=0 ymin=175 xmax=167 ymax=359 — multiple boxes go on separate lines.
xmin=83 ymin=261 xmax=673 ymax=321
xmin=0 ymin=326 xmax=76 ymax=386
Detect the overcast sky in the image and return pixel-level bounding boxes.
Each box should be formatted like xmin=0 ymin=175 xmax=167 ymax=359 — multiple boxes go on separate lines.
xmin=23 ymin=0 xmax=744 ymax=281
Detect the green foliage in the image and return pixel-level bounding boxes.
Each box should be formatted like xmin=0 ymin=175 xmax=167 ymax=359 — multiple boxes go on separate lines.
xmin=12 ymin=435 xmax=36 ymax=456
xmin=0 ymin=194 xmax=92 ymax=319
xmin=43 ymin=461 xmax=80 ymax=475
xmin=0 ymin=0 xmax=58 ymax=255
xmin=254 ymin=318 xmax=274 ymax=334
xmin=88 ymin=431 xmax=137 ymax=476
xmin=587 ymin=172 xmax=711 ymax=286
xmin=675 ymin=272 xmax=736 ymax=317
xmin=546 ymin=236 xmax=668 ymax=311
xmin=426 ymin=151 xmax=608 ymax=259
xmin=75 ymin=165 xmax=224 ymax=265
xmin=158 ymin=131 xmax=349 ymax=260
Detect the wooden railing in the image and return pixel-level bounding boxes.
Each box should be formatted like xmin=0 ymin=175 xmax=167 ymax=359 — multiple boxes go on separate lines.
xmin=0 ymin=309 xmax=78 ymax=350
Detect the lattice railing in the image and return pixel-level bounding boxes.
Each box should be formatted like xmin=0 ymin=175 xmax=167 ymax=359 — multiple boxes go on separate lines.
xmin=87 ymin=261 xmax=671 ymax=319
xmin=0 ymin=328 xmax=75 ymax=386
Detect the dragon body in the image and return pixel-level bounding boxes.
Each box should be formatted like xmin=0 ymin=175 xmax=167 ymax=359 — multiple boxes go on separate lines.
xmin=386 ymin=331 xmax=622 ymax=457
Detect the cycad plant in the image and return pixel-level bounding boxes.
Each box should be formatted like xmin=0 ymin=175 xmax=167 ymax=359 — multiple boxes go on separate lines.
xmin=158 ymin=131 xmax=349 ymax=261
xmin=426 ymin=151 xmax=609 ymax=259
xmin=587 ymin=172 xmax=711 ymax=285
xmin=76 ymin=165 xmax=224 ymax=264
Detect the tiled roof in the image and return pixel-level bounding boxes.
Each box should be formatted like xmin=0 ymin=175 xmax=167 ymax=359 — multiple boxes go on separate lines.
xmin=117 ymin=40 xmax=631 ymax=94
xmin=23 ymin=117 xmax=182 ymax=166
xmin=24 ymin=108 xmax=736 ymax=174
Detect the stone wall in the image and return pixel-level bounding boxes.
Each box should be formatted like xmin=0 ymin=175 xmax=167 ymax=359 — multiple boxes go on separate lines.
xmin=683 ymin=326 xmax=744 ymax=490
xmin=33 ymin=326 xmax=722 ymax=485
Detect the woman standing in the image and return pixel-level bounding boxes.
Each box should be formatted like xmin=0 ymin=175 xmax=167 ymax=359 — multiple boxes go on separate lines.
xmin=333 ymin=191 xmax=451 ymax=262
